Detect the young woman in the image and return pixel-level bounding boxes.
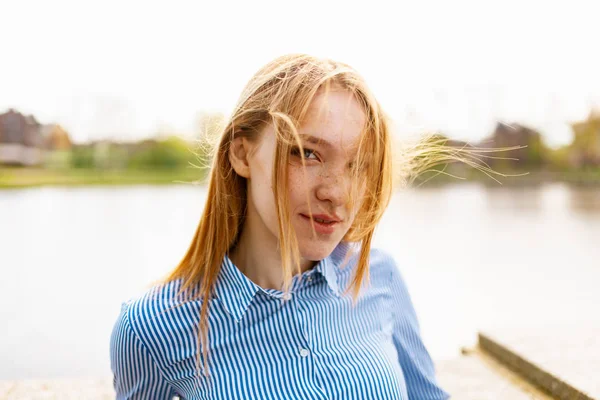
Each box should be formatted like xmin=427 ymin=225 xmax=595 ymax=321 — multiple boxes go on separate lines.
xmin=110 ymin=54 xmax=450 ymax=400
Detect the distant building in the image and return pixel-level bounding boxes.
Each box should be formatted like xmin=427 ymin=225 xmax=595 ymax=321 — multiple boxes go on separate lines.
xmin=569 ymin=110 xmax=600 ymax=167
xmin=0 ymin=109 xmax=73 ymax=166
xmin=0 ymin=109 xmax=45 ymax=165
xmin=480 ymin=122 xmax=547 ymax=168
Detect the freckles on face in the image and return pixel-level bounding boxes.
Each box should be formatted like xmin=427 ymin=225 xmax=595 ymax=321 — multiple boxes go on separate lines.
xmin=288 ymin=89 xmax=367 ymax=260
xmin=243 ymin=88 xmax=368 ymax=262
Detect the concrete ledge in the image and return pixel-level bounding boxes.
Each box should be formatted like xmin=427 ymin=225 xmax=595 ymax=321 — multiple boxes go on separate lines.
xmin=437 ymin=348 xmax=554 ymax=399
xmin=478 ymin=332 xmax=595 ymax=400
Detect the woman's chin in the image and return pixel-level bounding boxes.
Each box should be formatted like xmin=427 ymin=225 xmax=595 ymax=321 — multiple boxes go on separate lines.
xmin=298 ymin=240 xmax=340 ymax=262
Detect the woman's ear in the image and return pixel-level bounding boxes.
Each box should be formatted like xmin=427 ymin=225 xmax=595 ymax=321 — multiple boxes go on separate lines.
xmin=229 ymin=136 xmax=252 ymax=178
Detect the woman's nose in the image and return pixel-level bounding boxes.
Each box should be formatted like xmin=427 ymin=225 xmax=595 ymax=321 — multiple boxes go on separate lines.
xmin=315 ymin=172 xmax=349 ymax=207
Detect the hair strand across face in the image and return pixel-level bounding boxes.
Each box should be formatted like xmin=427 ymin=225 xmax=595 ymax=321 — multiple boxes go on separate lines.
xmin=163 ymin=54 xmax=394 ymax=381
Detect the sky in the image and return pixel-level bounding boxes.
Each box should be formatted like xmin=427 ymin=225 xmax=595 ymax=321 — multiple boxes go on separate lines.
xmin=1 ymin=0 xmax=599 ymax=148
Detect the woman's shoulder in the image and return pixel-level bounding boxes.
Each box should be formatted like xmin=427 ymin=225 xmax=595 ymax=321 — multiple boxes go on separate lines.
xmin=118 ymin=278 xmax=202 ymax=341
xmin=336 ymin=245 xmax=405 ymax=292
xmin=367 ymin=247 xmax=402 ymax=282
xmin=335 ymin=243 xmax=396 ymax=272
xmin=111 ymin=279 xmax=203 ymax=380
xmin=365 ymin=247 xmax=415 ymax=301
xmin=368 ymin=247 xmax=397 ymax=268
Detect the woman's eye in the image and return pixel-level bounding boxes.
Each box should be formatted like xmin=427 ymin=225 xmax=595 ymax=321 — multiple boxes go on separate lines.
xmin=291 ymin=147 xmax=318 ymax=160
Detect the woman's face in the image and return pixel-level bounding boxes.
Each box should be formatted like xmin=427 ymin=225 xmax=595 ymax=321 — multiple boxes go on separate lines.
xmin=243 ymin=88 xmax=367 ymax=262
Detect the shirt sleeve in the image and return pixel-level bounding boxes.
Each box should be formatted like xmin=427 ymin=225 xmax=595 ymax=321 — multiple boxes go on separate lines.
xmin=110 ymin=303 xmax=176 ymax=400
xmin=388 ymin=260 xmax=450 ymax=400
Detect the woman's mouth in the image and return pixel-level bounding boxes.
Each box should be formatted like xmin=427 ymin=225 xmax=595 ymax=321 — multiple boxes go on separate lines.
xmin=300 ymin=214 xmax=340 ymax=235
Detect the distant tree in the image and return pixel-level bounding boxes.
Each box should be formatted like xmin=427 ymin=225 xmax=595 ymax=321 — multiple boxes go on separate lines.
xmin=70 ymin=145 xmax=96 ymax=169
xmin=127 ymin=136 xmax=196 ymax=169
xmin=569 ymin=110 xmax=600 ymax=168
xmin=44 ymin=125 xmax=73 ymax=150
xmin=547 ymin=145 xmax=571 ymax=170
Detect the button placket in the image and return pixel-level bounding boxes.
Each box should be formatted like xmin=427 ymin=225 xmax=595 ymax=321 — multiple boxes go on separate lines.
xmin=293 ymin=297 xmax=313 ymax=357
xmin=291 ymin=285 xmax=329 ymax=397
xmin=274 ymin=290 xmax=311 ymax=359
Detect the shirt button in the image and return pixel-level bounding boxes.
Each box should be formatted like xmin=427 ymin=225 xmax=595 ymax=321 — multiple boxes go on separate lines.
xmin=283 ymin=293 xmax=292 ymax=301
xmin=306 ymin=275 xmax=313 ymax=282
xmin=299 ymin=348 xmax=310 ymax=357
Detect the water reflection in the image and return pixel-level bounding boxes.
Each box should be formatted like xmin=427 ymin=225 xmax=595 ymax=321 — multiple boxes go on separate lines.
xmin=483 ymin=183 xmax=600 ymax=218
xmin=0 ymin=183 xmax=598 ymax=380
xmin=567 ymin=186 xmax=600 ymax=214
xmin=483 ymin=186 xmax=544 ymax=213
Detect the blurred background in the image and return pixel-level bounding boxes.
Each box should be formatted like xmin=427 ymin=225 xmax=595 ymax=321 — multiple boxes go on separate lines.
xmin=1 ymin=0 xmax=598 ymax=398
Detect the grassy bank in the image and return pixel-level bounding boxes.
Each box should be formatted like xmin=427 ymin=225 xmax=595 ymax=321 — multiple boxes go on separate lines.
xmin=0 ymin=167 xmax=208 ymax=189
xmin=2 ymin=166 xmax=600 ymax=190
xmin=415 ymin=168 xmax=600 ymax=187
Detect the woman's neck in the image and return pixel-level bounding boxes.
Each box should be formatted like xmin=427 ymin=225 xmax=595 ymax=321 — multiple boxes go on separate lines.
xmin=229 ymin=207 xmax=316 ymax=290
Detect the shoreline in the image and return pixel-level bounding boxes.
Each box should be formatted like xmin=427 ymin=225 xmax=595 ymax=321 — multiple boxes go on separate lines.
xmin=1 ymin=167 xmax=599 ymax=190
xmin=0 ymin=167 xmax=208 ymax=190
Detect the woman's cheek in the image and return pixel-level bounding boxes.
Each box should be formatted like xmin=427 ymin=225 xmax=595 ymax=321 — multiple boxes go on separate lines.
xmin=288 ymin=165 xmax=317 ymax=194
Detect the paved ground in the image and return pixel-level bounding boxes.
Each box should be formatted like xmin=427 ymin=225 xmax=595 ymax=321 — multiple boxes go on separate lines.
xmin=0 ymin=378 xmax=114 ymax=400
xmin=4 ymin=325 xmax=597 ymax=399
xmin=0 ymin=350 xmax=551 ymax=400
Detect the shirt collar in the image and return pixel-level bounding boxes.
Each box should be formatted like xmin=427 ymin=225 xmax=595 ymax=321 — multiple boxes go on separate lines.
xmin=313 ymin=254 xmax=340 ymax=296
xmin=213 ymin=255 xmax=262 ymax=323
xmin=214 ymin=242 xmax=352 ymax=323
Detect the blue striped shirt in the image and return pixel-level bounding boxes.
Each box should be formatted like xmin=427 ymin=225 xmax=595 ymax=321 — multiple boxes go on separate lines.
xmin=110 ymin=243 xmax=449 ymax=399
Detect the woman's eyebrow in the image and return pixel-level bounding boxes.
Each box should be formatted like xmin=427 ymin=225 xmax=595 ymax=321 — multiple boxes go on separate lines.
xmin=298 ymin=133 xmax=358 ymax=158
xmin=298 ymin=134 xmax=332 ymax=148
xmin=299 ymin=134 xmax=362 ymax=157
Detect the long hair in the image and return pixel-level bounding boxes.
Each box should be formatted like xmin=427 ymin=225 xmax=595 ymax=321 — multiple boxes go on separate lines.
xmin=164 ymin=54 xmax=393 ymax=378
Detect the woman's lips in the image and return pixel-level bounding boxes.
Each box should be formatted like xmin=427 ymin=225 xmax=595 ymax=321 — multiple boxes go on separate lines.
xmin=300 ymin=214 xmax=339 ymax=235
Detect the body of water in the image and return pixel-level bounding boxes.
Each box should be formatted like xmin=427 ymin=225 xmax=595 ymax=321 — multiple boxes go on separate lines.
xmin=1 ymin=183 xmax=599 ymax=380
